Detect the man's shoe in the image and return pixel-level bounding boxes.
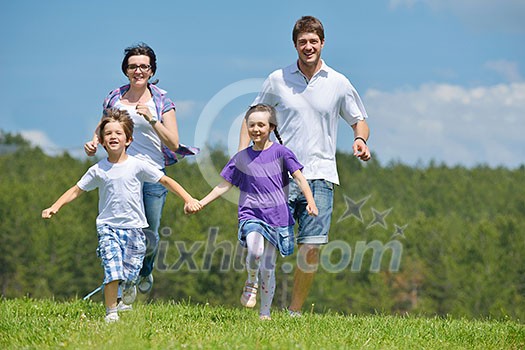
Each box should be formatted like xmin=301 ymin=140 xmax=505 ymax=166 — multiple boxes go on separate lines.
xmin=287 ymin=308 xmax=302 ymax=318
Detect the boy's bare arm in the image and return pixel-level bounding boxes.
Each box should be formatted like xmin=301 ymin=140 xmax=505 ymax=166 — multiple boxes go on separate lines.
xmin=42 ymin=185 xmax=84 ymax=219
xmin=158 ymin=175 xmax=195 ymax=203
xmin=158 ymin=175 xmax=203 ymax=214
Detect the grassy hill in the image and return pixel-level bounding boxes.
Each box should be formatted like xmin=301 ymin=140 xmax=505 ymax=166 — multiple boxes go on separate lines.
xmin=1 ymin=298 xmax=523 ymax=349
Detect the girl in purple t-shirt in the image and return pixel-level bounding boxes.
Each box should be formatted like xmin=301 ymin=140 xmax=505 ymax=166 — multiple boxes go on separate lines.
xmin=192 ymin=104 xmax=318 ymax=320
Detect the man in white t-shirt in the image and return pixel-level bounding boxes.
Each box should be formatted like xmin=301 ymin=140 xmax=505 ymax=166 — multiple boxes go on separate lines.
xmin=240 ymin=16 xmax=371 ymax=315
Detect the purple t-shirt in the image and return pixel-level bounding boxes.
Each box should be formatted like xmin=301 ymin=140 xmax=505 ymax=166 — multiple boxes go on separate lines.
xmin=221 ymin=143 xmax=303 ymax=227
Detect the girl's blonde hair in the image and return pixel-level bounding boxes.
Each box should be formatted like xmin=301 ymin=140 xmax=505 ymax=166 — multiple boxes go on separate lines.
xmin=244 ymin=104 xmax=283 ymax=144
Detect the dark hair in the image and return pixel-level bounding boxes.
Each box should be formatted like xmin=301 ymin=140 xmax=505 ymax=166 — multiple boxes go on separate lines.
xmin=99 ymin=108 xmax=134 ymax=148
xmin=121 ymin=42 xmax=157 ymax=76
xmin=245 ymin=104 xmax=283 ymax=145
xmin=292 ymin=16 xmax=325 ymax=44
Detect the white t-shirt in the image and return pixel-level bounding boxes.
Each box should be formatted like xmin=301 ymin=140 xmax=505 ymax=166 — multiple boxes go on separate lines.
xmin=252 ymin=60 xmax=368 ymax=185
xmin=115 ymin=99 xmax=164 ymax=169
xmin=77 ymin=156 xmax=164 ymax=228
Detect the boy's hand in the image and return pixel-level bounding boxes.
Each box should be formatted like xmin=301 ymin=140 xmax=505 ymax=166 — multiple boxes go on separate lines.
xmin=42 ymin=207 xmax=57 ymax=219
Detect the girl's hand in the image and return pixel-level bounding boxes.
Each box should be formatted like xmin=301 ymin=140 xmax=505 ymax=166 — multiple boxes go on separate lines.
xmin=42 ymin=207 xmax=57 ymax=219
xmin=307 ymin=204 xmax=318 ymax=217
xmin=136 ymin=104 xmax=154 ymax=123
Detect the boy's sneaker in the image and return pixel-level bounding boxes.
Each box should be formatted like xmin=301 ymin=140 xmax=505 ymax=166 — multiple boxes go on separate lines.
xmin=122 ymin=284 xmax=137 ymax=305
xmin=137 ymin=274 xmax=154 ymax=294
xmin=117 ymin=300 xmax=133 ymax=312
xmin=104 ymin=312 xmax=119 ymax=323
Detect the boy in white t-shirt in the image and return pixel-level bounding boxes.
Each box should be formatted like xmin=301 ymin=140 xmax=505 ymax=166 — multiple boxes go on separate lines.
xmin=42 ymin=108 xmax=201 ymax=323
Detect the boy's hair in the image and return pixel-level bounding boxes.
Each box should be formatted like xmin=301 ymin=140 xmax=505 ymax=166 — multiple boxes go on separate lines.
xmin=121 ymin=42 xmax=157 ymax=76
xmin=99 ymin=108 xmax=134 ymax=146
xmin=245 ymin=104 xmax=283 ymax=145
xmin=292 ymin=16 xmax=325 ymax=44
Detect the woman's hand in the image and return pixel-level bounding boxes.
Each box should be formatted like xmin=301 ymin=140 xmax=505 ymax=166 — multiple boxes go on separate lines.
xmin=136 ymin=103 xmax=154 ymax=123
xmin=84 ymin=139 xmax=98 ymax=156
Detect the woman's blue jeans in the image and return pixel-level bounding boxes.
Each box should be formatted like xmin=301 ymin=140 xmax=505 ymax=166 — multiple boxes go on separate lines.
xmin=140 ymin=180 xmax=168 ymax=277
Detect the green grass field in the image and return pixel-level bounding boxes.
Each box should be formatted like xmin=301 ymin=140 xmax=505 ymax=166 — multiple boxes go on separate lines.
xmin=1 ymin=298 xmax=523 ymax=349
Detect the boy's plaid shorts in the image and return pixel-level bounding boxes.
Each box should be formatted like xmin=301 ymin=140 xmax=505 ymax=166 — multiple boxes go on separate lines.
xmin=96 ymin=225 xmax=146 ymax=285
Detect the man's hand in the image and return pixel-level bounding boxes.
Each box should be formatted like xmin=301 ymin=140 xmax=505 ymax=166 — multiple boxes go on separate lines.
xmin=353 ymin=138 xmax=371 ymax=161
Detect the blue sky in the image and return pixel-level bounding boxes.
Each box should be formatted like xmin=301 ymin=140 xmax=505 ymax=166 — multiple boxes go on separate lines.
xmin=1 ymin=0 xmax=524 ymax=168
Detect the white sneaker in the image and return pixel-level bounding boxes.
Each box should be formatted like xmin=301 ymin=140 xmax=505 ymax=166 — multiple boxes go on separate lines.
xmin=117 ymin=300 xmax=133 ymax=312
xmin=137 ymin=274 xmax=154 ymax=294
xmin=122 ymin=285 xmax=137 ymax=305
xmin=104 ymin=312 xmax=119 ymax=323
xmin=287 ymin=309 xmax=302 ymax=318
xmin=240 ymin=281 xmax=258 ymax=308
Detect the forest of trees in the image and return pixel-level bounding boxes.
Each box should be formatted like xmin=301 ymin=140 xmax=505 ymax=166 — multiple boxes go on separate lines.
xmin=1 ymin=130 xmax=524 ymax=321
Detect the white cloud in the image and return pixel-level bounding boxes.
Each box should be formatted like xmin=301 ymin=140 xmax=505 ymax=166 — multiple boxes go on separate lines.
xmin=389 ymin=0 xmax=525 ymax=33
xmin=19 ymin=130 xmax=87 ymax=159
xmin=175 ymin=100 xmax=199 ymax=119
xmin=20 ymin=130 xmax=60 ymax=153
xmin=484 ymin=60 xmax=523 ymax=83
xmin=364 ymin=82 xmax=525 ymax=168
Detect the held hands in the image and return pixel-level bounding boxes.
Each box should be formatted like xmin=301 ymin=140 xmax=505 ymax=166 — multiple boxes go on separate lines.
xmin=353 ymin=138 xmax=371 ymax=161
xmin=184 ymin=199 xmax=203 ymax=215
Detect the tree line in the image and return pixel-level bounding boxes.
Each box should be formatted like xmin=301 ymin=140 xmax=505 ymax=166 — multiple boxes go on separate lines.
xmin=1 ymin=130 xmax=524 ymax=321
